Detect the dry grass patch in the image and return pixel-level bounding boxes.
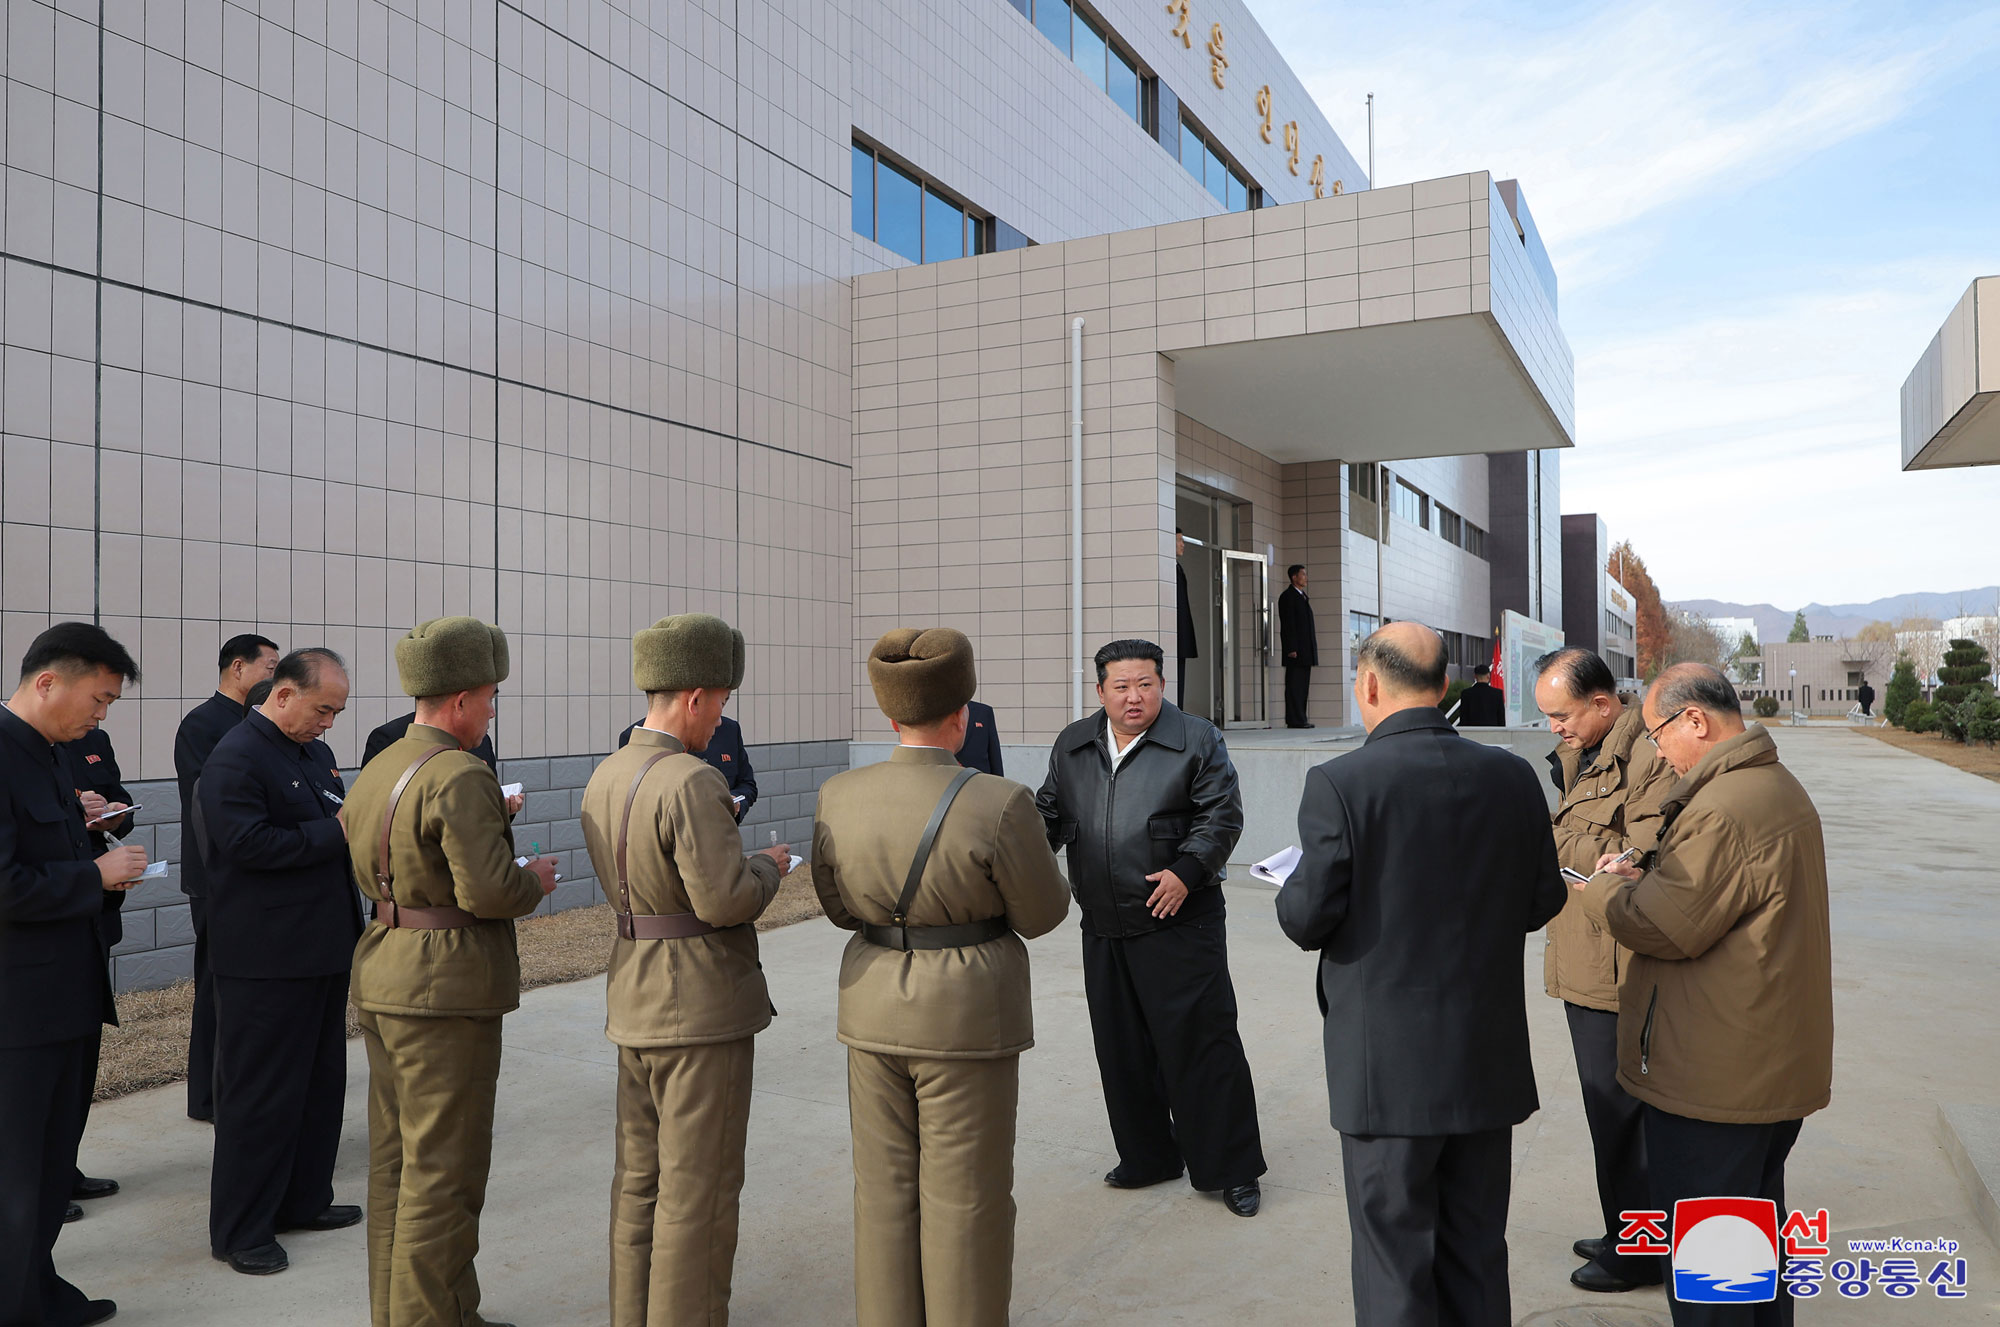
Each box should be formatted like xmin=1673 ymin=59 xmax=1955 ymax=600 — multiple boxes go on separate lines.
xmin=95 ymin=866 xmax=825 ymax=1103
xmin=1852 ymin=725 xmax=2000 ymax=784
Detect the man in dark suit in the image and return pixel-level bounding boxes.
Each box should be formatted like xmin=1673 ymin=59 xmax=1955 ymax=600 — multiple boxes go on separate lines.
xmin=56 ymin=725 xmax=138 ymax=1219
xmin=1455 ymin=662 xmax=1506 ymax=727
xmin=197 ymin=648 xmax=363 ymax=1275
xmin=1277 ymin=623 xmax=1565 ymax=1327
xmin=364 ymin=710 xmax=497 ymax=771
xmin=1277 ymin=564 xmax=1318 ymax=728
xmin=1176 ymin=529 xmax=1200 ymax=710
xmin=1 ymin=622 xmax=145 ymax=1327
xmin=956 ymin=699 xmax=1004 ymax=776
xmin=620 ymin=711 xmax=760 ymax=822
xmin=174 ymin=631 xmax=279 ymax=1122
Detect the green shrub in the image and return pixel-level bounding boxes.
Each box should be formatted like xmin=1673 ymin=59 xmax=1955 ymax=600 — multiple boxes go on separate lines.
xmin=1969 ymin=694 xmax=2000 ymax=746
xmin=1884 ymin=658 xmax=1920 ymax=726
xmin=1935 ymin=638 xmax=1993 ymax=709
xmin=1443 ymin=679 xmax=1468 ymax=716
xmin=1939 ymin=698 xmax=1972 ymax=743
xmin=1904 ymin=699 xmax=1938 ymax=733
xmin=1752 ymin=695 xmax=1780 ymax=718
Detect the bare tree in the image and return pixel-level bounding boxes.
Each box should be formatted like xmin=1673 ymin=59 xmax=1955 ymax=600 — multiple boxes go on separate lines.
xmin=1664 ymin=611 xmax=1728 ymax=670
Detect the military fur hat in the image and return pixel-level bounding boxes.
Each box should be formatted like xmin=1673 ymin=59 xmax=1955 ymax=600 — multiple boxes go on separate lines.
xmin=396 ymin=617 xmax=510 ymax=698
xmin=633 ymin=613 xmax=745 ymax=693
xmin=868 ymin=628 xmax=977 ymax=725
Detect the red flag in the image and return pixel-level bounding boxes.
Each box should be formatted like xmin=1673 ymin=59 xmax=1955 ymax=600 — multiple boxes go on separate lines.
xmin=1490 ymin=634 xmax=1505 ymax=695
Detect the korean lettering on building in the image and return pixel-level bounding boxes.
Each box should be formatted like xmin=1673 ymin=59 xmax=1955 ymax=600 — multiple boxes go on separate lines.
xmin=1166 ymin=2 xmax=1343 ymax=198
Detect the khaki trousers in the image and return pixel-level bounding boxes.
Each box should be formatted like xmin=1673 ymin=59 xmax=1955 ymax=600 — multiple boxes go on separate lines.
xmin=357 ymin=1010 xmax=504 ymax=1327
xmin=847 ymin=1049 xmax=1019 ymax=1327
xmin=611 ymin=1038 xmax=756 ymax=1327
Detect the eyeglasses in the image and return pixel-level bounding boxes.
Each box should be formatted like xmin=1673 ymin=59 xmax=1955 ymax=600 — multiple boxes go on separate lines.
xmin=1646 ymin=706 xmax=1690 ymax=743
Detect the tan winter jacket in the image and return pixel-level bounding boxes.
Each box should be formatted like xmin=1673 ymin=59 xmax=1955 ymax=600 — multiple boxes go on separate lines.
xmin=1544 ymin=702 xmax=1676 ymax=1010
xmin=812 ymin=746 xmax=1070 ymax=1060
xmin=348 ymin=725 xmax=547 ymax=1018
xmin=581 ymin=727 xmax=783 ymax=1049
xmin=1579 ymin=725 xmax=1833 ymax=1124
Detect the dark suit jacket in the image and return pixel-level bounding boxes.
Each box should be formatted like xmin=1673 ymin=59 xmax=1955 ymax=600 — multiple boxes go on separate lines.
xmin=1176 ymin=563 xmax=1199 ymax=660
xmin=1276 ymin=706 xmax=1565 ymax=1135
xmin=957 ymin=701 xmax=1004 ymax=777
xmin=618 ymin=716 xmax=757 ymax=818
xmin=197 ymin=711 xmax=361 ymax=979
xmin=1277 ymin=585 xmax=1319 ymax=667
xmin=0 ymin=707 xmax=116 ymax=1048
xmin=60 ymin=726 xmax=135 ymax=950
xmin=175 ymin=690 xmax=248 ymax=896
xmin=1455 ymin=681 xmax=1506 ymax=727
xmin=365 ymin=712 xmax=496 ymax=771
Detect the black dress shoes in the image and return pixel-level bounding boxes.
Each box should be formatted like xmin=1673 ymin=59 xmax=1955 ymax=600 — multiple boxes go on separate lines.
xmin=1222 ymin=1182 xmax=1261 ymax=1217
xmin=63 ymin=1202 xmax=83 ymax=1224
xmin=1573 ymin=1236 xmax=1609 ymax=1262
xmin=72 ymin=1174 xmax=120 ymax=1200
xmin=282 ymin=1203 xmax=363 ymax=1232
xmin=1571 ymin=1260 xmax=1648 ymax=1293
xmin=81 ymin=1301 xmax=117 ymax=1325
xmin=217 ymin=1241 xmax=289 ymax=1275
xmin=1103 ymin=1164 xmax=1183 ymax=1190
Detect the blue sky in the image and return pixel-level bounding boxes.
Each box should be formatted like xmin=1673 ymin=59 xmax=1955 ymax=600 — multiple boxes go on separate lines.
xmin=1253 ymin=0 xmax=2000 ymax=609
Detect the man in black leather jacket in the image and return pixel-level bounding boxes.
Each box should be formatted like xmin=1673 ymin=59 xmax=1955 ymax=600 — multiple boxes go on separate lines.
xmin=1035 ymin=639 xmax=1264 ymax=1217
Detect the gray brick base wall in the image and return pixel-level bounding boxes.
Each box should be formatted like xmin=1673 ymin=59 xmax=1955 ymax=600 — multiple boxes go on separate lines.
xmin=108 ymin=738 xmax=849 ymax=993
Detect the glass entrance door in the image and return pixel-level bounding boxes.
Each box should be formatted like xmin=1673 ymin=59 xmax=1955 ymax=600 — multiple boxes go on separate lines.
xmin=1219 ymin=549 xmax=1272 ymax=728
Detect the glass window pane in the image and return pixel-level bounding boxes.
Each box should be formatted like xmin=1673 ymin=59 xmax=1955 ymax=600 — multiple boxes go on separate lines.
xmin=923 ymin=189 xmax=964 ymax=263
xmin=1227 ymin=171 xmax=1246 ymax=212
xmin=1073 ymin=16 xmax=1107 ymax=91
xmin=1034 ymin=0 xmax=1070 ymax=55
xmin=1180 ymin=116 xmax=1204 ymax=179
xmin=1109 ymin=49 xmax=1140 ymax=123
xmin=876 ymin=159 xmax=922 ymax=263
xmin=851 ymin=145 xmax=874 ymax=239
xmin=1204 ymin=141 xmax=1227 ymax=204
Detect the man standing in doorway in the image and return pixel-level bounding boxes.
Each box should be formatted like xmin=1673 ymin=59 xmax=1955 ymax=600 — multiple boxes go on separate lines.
xmin=1176 ymin=530 xmax=1199 ymax=711
xmin=1278 ymin=564 xmax=1318 ymax=728
xmin=1037 ymin=639 xmax=1263 ymax=1218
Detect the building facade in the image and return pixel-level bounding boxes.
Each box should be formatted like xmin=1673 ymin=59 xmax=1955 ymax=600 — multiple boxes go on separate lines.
xmin=1739 ymin=640 xmax=1897 ymax=717
xmin=1902 ymin=276 xmax=1998 ymax=470
xmin=0 ymin=0 xmax=1570 ymax=987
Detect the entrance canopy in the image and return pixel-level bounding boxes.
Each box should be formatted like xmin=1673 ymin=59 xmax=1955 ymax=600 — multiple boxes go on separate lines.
xmin=1903 ymin=276 xmax=2000 ymax=470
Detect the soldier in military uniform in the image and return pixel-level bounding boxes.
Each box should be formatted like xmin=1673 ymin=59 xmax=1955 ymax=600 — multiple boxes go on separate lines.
xmin=344 ymin=617 xmax=557 ymax=1327
xmin=812 ymin=628 xmax=1070 ymax=1327
xmin=581 ymin=614 xmax=791 ymax=1326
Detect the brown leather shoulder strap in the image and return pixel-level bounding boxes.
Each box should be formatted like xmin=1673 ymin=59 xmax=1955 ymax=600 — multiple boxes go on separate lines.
xmin=616 ymin=749 xmax=676 ymax=918
xmin=375 ymin=744 xmax=456 ymax=903
xmin=892 ymin=766 xmax=979 ymax=926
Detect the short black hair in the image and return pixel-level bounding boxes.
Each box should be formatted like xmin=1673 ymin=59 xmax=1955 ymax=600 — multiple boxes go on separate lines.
xmin=1651 ymin=663 xmax=1742 ymax=718
xmin=272 ymin=647 xmax=346 ymax=691
xmin=246 ymin=679 xmax=275 ymax=708
xmin=1473 ymin=662 xmax=1491 ymax=678
xmin=1357 ymin=627 xmax=1447 ymax=693
xmin=1094 ymin=639 xmax=1165 ymax=684
xmin=18 ymin=622 xmax=140 ymax=685
xmin=1533 ymin=647 xmax=1616 ymax=700
xmin=218 ymin=633 xmax=279 ymax=672
xmin=1286 ymin=564 xmax=1305 ymax=580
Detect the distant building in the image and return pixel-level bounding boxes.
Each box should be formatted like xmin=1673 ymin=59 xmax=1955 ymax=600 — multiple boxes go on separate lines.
xmin=1740 ymin=640 xmax=1897 ymax=717
xmin=1561 ymin=514 xmax=1638 ymax=683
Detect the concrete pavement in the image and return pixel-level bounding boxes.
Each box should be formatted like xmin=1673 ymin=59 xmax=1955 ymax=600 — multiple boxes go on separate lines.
xmin=55 ymin=726 xmax=2000 ymax=1323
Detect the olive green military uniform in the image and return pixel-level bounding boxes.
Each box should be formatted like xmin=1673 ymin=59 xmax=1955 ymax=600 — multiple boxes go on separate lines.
xmin=347 ymin=723 xmax=544 ymax=1327
xmin=812 ymin=746 xmax=1070 ymax=1327
xmin=581 ymin=727 xmax=783 ymax=1326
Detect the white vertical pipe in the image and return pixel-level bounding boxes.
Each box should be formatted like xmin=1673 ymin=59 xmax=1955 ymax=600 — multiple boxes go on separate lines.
xmin=1071 ymin=317 xmax=1085 ymax=721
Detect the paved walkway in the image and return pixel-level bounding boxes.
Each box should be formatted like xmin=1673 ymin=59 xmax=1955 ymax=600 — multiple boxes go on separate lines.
xmin=56 ymin=728 xmax=2000 ymax=1324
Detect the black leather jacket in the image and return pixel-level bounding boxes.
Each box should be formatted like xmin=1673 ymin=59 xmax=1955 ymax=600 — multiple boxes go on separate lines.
xmin=1035 ymin=703 xmax=1244 ymax=937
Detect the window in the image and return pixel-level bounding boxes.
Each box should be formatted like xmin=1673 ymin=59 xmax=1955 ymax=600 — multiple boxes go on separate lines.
xmin=852 ymin=141 xmax=1007 ymax=264
xmin=1437 ymin=506 xmax=1463 ymax=546
xmin=1108 ymin=46 xmax=1140 ymax=122
xmin=851 ymin=144 xmax=873 ymax=240
xmin=1349 ymin=612 xmax=1381 ymax=668
xmin=1177 ymin=112 xmax=1260 ymax=212
xmin=1180 ymin=114 xmax=1205 ymax=179
xmin=875 ymin=158 xmax=922 ymax=263
xmin=924 ymin=190 xmax=965 ymax=262
xmin=1073 ymin=14 xmax=1107 ymax=91
xmin=1034 ymin=0 xmax=1071 ymax=54
xmin=1463 ymin=522 xmax=1488 ymax=559
xmin=1347 ymin=463 xmax=1377 ymax=502
xmin=1390 ymin=478 xmax=1428 ymax=529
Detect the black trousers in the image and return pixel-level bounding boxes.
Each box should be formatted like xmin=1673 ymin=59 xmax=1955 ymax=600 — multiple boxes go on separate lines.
xmin=210 ymin=972 xmax=349 ymax=1255
xmin=1646 ymin=1106 xmax=1803 ymax=1327
xmin=1339 ymin=1127 xmax=1512 ymax=1327
xmin=0 ymin=1032 xmax=99 ymax=1327
xmin=1177 ymin=657 xmax=1190 ymax=710
xmin=1080 ymin=915 xmax=1265 ymax=1192
xmin=1564 ymin=1002 xmax=1659 ymax=1282
xmin=1284 ymin=664 xmax=1312 ymax=726
xmin=187 ymin=894 xmax=217 ymax=1119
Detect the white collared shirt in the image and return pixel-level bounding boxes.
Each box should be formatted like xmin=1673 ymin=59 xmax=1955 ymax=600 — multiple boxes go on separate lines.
xmin=1106 ymin=724 xmax=1150 ymax=773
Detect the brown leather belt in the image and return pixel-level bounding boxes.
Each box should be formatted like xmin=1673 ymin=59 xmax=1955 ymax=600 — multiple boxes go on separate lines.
xmin=374 ymin=900 xmax=478 ymax=930
xmin=618 ymin=911 xmax=718 ymax=941
xmin=858 ymin=916 xmax=1010 ymax=952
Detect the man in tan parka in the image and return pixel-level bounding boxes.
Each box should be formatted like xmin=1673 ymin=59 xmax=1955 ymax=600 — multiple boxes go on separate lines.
xmin=1531 ymin=648 xmax=1675 ymax=1294
xmin=346 ymin=617 xmax=557 ymax=1327
xmin=1579 ymin=664 xmax=1832 ymax=1327
xmin=813 ymin=629 xmax=1070 ymax=1327
xmin=580 ymin=614 xmax=791 ymax=1326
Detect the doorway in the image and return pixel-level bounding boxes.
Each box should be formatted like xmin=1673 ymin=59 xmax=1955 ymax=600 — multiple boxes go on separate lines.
xmin=1175 ymin=484 xmax=1271 ymax=727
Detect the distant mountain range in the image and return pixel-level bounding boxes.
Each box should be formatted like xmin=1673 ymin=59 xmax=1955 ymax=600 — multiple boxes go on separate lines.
xmin=1671 ymin=586 xmax=2000 ymax=643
